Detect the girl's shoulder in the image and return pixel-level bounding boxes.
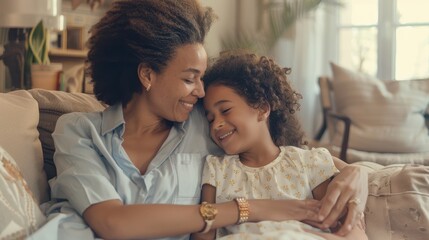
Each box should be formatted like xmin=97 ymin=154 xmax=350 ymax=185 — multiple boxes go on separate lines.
xmin=281 ymin=145 xmax=331 ymax=155
xmin=205 ymin=154 xmax=240 ymax=166
xmin=280 ymin=146 xmax=333 ymax=164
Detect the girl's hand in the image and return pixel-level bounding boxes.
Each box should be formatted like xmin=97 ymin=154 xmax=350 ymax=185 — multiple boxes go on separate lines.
xmin=252 ymin=199 xmax=323 ymax=223
xmin=318 ymin=165 xmax=368 ymax=236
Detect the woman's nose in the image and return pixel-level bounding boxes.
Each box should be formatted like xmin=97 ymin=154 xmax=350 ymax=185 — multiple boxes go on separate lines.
xmin=192 ymin=80 xmax=205 ymax=98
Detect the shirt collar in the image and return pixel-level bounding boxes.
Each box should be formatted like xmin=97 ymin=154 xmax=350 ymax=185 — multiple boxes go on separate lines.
xmin=101 ymin=103 xmax=188 ymax=136
xmin=101 ymin=104 xmax=125 ymax=136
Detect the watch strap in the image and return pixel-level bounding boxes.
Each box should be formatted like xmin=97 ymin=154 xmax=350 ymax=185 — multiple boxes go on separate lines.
xmin=199 ymin=202 xmax=218 ymax=233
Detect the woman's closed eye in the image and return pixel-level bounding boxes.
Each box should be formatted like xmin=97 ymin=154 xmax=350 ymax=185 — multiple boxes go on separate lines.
xmin=183 ymin=79 xmax=194 ymax=84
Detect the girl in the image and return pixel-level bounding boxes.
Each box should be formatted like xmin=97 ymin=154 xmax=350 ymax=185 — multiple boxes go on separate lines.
xmin=195 ymin=53 xmax=367 ymax=240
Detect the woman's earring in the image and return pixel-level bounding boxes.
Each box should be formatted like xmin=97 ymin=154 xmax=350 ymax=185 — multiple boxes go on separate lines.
xmin=146 ymin=84 xmax=151 ymax=92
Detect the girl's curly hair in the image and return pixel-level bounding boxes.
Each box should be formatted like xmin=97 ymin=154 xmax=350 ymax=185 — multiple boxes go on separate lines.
xmin=203 ymin=53 xmax=305 ymax=147
xmin=87 ymin=0 xmax=216 ymax=106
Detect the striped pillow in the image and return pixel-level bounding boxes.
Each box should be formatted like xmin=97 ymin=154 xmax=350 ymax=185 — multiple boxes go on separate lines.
xmin=330 ymin=63 xmax=429 ymax=153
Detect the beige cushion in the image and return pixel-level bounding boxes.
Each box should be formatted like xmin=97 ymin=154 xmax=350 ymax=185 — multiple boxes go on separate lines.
xmin=28 ymin=89 xmax=105 ymax=180
xmin=330 ymin=63 xmax=429 ymax=153
xmin=0 ymin=90 xmax=48 ymax=204
xmin=0 ymin=146 xmax=46 ymax=239
xmin=330 ymin=146 xmax=429 ymax=166
xmin=365 ymin=164 xmax=429 ymax=240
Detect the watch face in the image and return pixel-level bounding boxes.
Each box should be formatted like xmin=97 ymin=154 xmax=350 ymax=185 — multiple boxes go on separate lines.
xmin=201 ymin=202 xmax=218 ymax=220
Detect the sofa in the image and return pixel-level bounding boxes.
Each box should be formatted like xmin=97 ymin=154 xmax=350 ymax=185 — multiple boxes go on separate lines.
xmin=0 ymin=89 xmax=428 ymax=240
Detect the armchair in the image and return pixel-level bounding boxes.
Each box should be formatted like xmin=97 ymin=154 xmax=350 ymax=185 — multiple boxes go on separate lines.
xmin=314 ymin=63 xmax=429 ymax=165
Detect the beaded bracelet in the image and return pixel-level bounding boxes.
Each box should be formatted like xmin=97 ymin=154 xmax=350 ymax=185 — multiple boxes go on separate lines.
xmin=234 ymin=197 xmax=249 ymax=224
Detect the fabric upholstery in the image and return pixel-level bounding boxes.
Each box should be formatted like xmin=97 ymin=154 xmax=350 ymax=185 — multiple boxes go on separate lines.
xmin=0 ymin=90 xmax=48 ymax=204
xmin=330 ymin=63 xmax=429 ymax=154
xmin=28 ymin=89 xmax=105 ymax=180
xmin=364 ymin=164 xmax=429 ymax=240
xmin=330 ymin=146 xmax=429 ymax=166
xmin=0 ymin=146 xmax=46 ymax=239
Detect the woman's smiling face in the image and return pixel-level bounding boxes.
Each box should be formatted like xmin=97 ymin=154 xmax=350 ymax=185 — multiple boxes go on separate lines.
xmin=146 ymin=43 xmax=207 ymax=122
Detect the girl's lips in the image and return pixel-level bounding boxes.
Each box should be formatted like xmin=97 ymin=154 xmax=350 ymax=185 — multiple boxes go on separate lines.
xmin=218 ymin=129 xmax=235 ymax=143
xmin=219 ymin=130 xmax=234 ymax=140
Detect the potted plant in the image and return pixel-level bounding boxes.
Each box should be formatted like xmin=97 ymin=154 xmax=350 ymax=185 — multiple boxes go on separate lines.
xmin=25 ymin=20 xmax=62 ymax=90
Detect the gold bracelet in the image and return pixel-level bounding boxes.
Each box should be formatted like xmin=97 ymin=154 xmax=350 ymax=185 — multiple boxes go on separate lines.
xmin=234 ymin=197 xmax=249 ymax=224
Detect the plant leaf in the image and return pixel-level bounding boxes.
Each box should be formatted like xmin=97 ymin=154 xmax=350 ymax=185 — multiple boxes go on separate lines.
xmin=28 ymin=20 xmax=47 ymax=64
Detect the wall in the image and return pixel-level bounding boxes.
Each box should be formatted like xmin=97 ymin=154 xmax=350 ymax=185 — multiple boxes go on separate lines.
xmin=63 ymin=0 xmax=241 ymax=59
xmin=202 ymin=0 xmax=237 ymax=58
xmin=0 ymin=0 xmax=247 ymax=92
xmin=61 ymin=0 xmax=108 ymax=43
xmin=203 ymin=0 xmax=262 ymax=58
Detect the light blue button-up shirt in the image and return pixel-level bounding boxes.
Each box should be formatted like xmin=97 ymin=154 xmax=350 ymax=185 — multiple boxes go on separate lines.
xmin=32 ymin=103 xmax=221 ymax=240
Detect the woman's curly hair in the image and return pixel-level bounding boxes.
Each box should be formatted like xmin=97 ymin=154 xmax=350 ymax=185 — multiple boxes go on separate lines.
xmin=87 ymin=0 xmax=216 ymax=105
xmin=203 ymin=53 xmax=305 ymax=147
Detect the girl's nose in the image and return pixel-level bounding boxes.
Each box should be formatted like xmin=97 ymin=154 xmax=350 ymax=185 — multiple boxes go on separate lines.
xmin=214 ymin=120 xmax=225 ymax=130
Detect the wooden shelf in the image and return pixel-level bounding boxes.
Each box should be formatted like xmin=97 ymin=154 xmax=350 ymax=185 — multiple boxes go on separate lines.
xmin=49 ymin=48 xmax=88 ymax=58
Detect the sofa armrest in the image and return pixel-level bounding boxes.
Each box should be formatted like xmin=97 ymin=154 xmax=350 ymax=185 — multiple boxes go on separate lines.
xmin=327 ymin=112 xmax=352 ymax=161
xmin=314 ymin=109 xmax=352 ymax=161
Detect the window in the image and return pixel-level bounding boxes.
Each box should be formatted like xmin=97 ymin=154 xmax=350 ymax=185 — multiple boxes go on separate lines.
xmin=336 ymin=0 xmax=429 ymax=80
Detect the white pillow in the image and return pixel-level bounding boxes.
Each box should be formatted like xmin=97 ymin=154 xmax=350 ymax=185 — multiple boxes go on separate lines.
xmin=0 ymin=90 xmax=48 ymax=203
xmin=0 ymin=146 xmax=46 ymax=239
xmin=330 ymin=63 xmax=429 ymax=153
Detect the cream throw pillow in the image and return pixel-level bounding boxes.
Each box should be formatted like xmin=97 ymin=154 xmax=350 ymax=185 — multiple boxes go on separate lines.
xmin=330 ymin=63 xmax=429 ymax=153
xmin=0 ymin=146 xmax=46 ymax=239
xmin=0 ymin=90 xmax=48 ymax=203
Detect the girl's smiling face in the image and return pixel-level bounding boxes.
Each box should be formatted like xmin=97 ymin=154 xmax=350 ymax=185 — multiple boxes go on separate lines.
xmin=203 ymin=84 xmax=268 ymax=154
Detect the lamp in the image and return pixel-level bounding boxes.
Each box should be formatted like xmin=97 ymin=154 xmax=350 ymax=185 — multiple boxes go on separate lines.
xmin=0 ymin=0 xmax=65 ymax=90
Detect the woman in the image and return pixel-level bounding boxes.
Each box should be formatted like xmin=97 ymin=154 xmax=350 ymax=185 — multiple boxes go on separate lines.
xmin=46 ymin=1 xmax=368 ymax=239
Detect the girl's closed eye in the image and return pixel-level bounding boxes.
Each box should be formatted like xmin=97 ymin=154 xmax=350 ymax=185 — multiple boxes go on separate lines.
xmin=221 ymin=108 xmax=232 ymax=114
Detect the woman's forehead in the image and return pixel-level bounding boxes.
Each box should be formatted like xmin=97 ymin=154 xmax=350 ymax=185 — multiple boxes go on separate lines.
xmin=167 ymin=43 xmax=207 ymax=72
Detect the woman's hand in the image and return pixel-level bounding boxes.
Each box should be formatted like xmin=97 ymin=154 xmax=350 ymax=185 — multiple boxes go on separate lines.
xmin=306 ymin=231 xmax=349 ymax=240
xmin=251 ymin=199 xmax=323 ymax=223
xmin=319 ymin=164 xmax=368 ymax=236
xmin=306 ymin=214 xmax=368 ymax=240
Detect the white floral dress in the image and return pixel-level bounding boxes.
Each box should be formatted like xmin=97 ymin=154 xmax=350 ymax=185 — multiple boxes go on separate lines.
xmin=202 ymin=146 xmax=339 ymax=239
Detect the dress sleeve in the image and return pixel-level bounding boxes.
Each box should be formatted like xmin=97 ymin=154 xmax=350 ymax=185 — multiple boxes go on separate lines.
xmin=201 ymin=155 xmax=218 ymax=187
xmin=305 ymin=148 xmax=339 ymax=190
xmin=50 ymin=113 xmax=121 ymax=215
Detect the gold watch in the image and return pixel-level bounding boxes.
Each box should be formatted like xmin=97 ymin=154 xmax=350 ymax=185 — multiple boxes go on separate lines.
xmin=199 ymin=202 xmax=218 ymax=233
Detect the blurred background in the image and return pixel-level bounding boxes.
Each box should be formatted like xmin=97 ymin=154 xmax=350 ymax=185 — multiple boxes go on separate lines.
xmin=1 ymin=0 xmax=428 ymax=137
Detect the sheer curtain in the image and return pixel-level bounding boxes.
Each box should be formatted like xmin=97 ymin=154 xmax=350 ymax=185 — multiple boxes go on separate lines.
xmin=270 ymin=8 xmax=337 ymax=140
